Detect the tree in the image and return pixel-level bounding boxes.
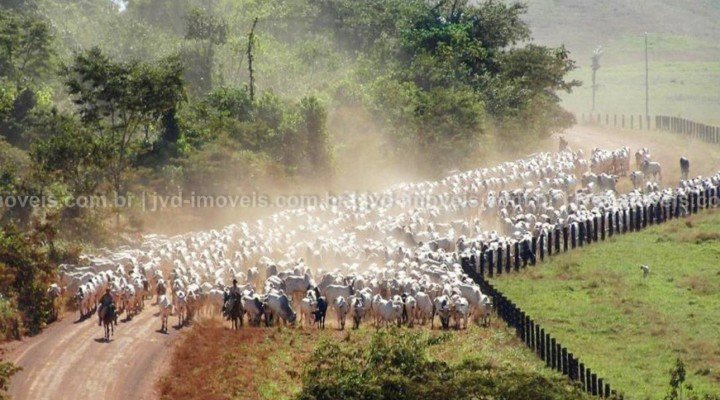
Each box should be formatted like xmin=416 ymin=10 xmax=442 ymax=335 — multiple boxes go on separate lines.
xmin=0 ymin=9 xmax=54 ymax=148
xmin=0 ymin=9 xmax=54 ymax=89
xmin=64 ymin=47 xmax=186 ymax=201
xmin=300 ymin=96 xmax=332 ymax=175
xmin=184 ymin=6 xmax=227 ymax=95
xmin=31 ymin=113 xmax=110 ymax=196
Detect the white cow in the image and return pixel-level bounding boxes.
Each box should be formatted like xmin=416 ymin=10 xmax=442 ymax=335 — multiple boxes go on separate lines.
xmin=334 ymin=296 xmax=349 ymax=330
xmin=158 ymin=295 xmax=173 ymax=333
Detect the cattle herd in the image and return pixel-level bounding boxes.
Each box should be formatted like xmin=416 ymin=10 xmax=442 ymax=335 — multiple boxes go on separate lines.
xmin=54 ymin=144 xmax=708 ymax=335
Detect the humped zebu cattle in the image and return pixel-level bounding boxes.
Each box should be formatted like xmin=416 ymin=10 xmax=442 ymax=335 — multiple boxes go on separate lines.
xmin=54 ymin=147 xmax=720 ymax=340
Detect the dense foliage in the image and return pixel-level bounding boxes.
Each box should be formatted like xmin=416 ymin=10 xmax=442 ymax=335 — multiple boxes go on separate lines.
xmin=297 ymin=330 xmax=591 ymax=400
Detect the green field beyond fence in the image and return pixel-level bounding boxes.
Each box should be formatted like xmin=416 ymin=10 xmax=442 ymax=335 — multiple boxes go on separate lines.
xmin=489 ymin=211 xmax=720 ymax=399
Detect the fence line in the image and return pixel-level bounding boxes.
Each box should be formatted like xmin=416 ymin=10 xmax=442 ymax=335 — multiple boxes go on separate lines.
xmin=460 ymin=185 xmax=720 ymax=398
xmin=577 ymin=113 xmax=720 ymax=144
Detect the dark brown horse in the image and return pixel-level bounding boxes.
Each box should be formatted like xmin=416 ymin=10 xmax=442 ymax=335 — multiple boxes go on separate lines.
xmin=101 ymin=305 xmax=116 ymax=342
xmin=224 ymin=297 xmax=244 ymax=330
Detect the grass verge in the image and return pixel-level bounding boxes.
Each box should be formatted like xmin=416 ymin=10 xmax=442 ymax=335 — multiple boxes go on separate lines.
xmin=157 ymin=318 xmax=586 ymax=400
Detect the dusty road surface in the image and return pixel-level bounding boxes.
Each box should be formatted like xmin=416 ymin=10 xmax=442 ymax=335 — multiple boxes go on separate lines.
xmin=557 ymin=124 xmax=720 ymax=179
xmin=6 ymin=307 xmax=177 ymax=400
xmin=4 ymin=125 xmax=719 ymax=400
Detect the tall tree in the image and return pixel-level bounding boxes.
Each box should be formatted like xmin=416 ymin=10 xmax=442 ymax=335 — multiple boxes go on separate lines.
xmin=64 ymin=47 xmax=185 ymax=200
xmin=0 ymin=9 xmax=54 ymax=89
xmin=184 ymin=6 xmax=227 ymax=95
xmin=300 ymin=96 xmax=332 ymax=175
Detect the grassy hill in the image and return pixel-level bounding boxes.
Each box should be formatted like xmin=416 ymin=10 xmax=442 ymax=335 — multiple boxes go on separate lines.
xmin=502 ymin=0 xmax=720 ymax=124
xmin=491 ymin=210 xmax=720 ymax=399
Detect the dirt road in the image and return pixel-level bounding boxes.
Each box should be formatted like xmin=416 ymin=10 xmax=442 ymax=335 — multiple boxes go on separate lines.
xmin=5 ymin=307 xmax=177 ymax=400
xmin=4 ymin=124 xmax=720 ymax=400
xmin=558 ymin=124 xmax=720 ymax=179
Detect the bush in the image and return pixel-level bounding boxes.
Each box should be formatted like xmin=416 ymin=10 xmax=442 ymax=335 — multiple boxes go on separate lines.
xmin=0 ymin=360 xmax=21 ymax=400
xmin=0 ymin=224 xmax=56 ymax=336
xmin=296 ymin=330 xmax=591 ymax=400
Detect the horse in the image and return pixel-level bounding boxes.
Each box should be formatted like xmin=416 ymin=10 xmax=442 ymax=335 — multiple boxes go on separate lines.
xmin=223 ymin=295 xmax=244 ymax=330
xmin=101 ymin=304 xmax=116 ymax=342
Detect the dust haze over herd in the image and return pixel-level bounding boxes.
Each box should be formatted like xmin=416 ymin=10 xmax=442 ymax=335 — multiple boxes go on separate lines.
xmin=1 ymin=1 xmax=719 ymax=400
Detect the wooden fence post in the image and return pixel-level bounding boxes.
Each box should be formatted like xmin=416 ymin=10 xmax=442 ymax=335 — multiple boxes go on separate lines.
xmin=563 ymin=226 xmax=569 ymax=252
xmin=539 ymin=234 xmax=545 ymax=262
xmin=593 ymin=216 xmax=599 ymax=242
xmin=555 ymin=342 xmax=562 ymax=372
xmin=585 ymin=368 xmax=592 ymax=393
xmin=600 ymin=214 xmax=606 ymax=240
xmin=496 ymin=247 xmax=503 ymax=275
xmin=530 ymin=236 xmax=537 ymax=266
xmin=592 ymin=373 xmax=598 ymax=396
xmin=556 ymin=228 xmax=562 ymax=253
xmin=547 ymin=229 xmax=553 ymax=257
xmin=479 ymin=246 xmax=486 ymax=276
xmin=505 ymin=243 xmax=512 ymax=273
xmin=514 ymin=241 xmax=521 ymax=271
xmin=487 ymin=249 xmax=494 ymax=278
xmin=622 ymin=209 xmax=628 ymax=233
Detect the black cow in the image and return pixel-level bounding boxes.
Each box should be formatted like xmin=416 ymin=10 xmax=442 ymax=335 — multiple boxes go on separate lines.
xmin=314 ymin=296 xmax=328 ymax=329
xmin=680 ymin=157 xmax=690 ymax=180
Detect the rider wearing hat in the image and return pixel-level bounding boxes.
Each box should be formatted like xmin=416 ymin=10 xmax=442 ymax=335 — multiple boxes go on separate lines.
xmin=98 ymin=288 xmax=114 ymax=326
xmin=223 ymin=279 xmax=241 ymax=318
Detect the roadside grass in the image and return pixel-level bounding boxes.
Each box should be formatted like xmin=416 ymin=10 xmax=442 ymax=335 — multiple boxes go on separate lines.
xmin=157 ymin=317 xmax=581 ymax=400
xmin=491 ymin=210 xmax=720 ymax=399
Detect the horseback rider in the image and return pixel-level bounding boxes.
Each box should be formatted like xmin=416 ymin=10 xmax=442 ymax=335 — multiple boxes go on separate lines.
xmin=98 ymin=288 xmax=114 ymax=326
xmin=223 ymin=279 xmax=241 ymax=318
xmin=559 ymin=136 xmax=568 ymax=151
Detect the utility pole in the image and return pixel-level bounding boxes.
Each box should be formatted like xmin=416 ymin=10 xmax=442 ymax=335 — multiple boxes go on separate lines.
xmin=644 ymin=32 xmax=650 ymax=120
xmin=591 ymin=46 xmax=602 ymax=112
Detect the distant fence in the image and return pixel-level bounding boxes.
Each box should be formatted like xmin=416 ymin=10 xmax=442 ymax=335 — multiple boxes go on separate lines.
xmin=578 ymin=113 xmax=720 ymax=144
xmin=459 ymin=185 xmax=720 ymax=398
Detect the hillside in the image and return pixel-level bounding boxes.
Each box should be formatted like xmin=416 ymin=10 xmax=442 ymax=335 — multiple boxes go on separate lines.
xmin=513 ymin=0 xmax=720 ymax=63
xmin=503 ymin=0 xmax=720 ymax=123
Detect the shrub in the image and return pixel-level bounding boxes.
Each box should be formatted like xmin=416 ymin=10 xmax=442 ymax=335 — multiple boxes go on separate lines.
xmin=0 ymin=360 xmax=21 ymax=400
xmin=296 ymin=330 xmax=590 ymax=400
